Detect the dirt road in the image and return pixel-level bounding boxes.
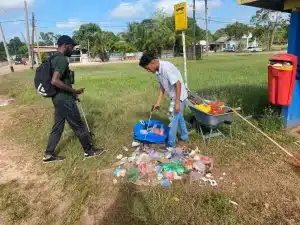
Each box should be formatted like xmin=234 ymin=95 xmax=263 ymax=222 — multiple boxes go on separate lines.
xmin=0 ymin=64 xmax=31 ymax=76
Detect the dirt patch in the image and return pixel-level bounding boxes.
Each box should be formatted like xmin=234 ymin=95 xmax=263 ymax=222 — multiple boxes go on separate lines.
xmin=0 ymin=65 xmax=30 ymax=76
xmin=0 ymin=106 xmax=72 ymax=224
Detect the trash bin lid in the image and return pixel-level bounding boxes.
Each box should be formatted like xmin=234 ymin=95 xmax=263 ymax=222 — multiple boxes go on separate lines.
xmin=270 ymin=53 xmax=297 ymax=63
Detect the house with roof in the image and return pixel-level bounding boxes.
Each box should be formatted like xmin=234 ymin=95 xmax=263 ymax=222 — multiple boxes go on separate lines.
xmin=209 ymin=33 xmax=257 ymax=52
xmin=32 ymin=45 xmax=89 ymax=64
xmin=209 ymin=36 xmax=237 ymax=52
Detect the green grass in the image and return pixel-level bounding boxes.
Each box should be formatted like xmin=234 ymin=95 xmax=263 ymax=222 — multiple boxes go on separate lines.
xmin=0 ymin=181 xmax=31 ymax=223
xmin=1 ymin=54 xmax=300 ymax=225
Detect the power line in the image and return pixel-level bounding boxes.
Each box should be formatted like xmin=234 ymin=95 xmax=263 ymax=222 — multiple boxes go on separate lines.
xmin=196 ymin=17 xmax=252 ymax=25
xmin=0 ymin=19 xmax=26 ymax=23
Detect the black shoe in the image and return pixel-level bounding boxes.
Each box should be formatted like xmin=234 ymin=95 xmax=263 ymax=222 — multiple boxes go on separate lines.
xmin=84 ymin=148 xmax=105 ymax=158
xmin=43 ymin=154 xmax=65 ymax=163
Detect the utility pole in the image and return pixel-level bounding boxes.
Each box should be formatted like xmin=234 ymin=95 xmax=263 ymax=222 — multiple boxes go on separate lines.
xmin=192 ymin=0 xmax=196 ymax=60
xmin=31 ymin=12 xmax=35 ymax=68
xmin=0 ymin=23 xmax=14 ymax=72
xmin=24 ymin=0 xmax=32 ymax=67
xmin=87 ymin=39 xmax=90 ymax=62
xmin=205 ymin=0 xmax=209 ymax=56
xmin=34 ymin=25 xmax=41 ymax=64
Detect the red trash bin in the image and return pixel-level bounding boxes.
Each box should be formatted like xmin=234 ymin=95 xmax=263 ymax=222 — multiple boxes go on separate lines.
xmin=268 ymin=54 xmax=298 ymax=106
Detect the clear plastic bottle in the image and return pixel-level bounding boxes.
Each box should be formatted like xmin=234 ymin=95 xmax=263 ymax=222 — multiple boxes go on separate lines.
xmin=149 ymin=150 xmax=165 ymax=160
xmin=168 ymin=100 xmax=175 ymax=121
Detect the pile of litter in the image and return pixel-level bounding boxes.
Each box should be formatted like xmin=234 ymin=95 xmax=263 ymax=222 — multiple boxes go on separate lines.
xmin=112 ymin=143 xmax=218 ymax=187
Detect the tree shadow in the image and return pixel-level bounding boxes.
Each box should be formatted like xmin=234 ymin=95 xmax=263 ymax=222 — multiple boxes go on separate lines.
xmin=100 ymin=182 xmax=158 ymax=225
xmin=193 ymin=84 xmax=281 ymax=118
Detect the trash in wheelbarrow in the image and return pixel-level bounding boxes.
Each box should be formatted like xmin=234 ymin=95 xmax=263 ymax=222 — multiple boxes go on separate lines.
xmin=189 ymin=98 xmax=231 ymax=115
xmin=187 ymin=92 xmax=233 ymax=129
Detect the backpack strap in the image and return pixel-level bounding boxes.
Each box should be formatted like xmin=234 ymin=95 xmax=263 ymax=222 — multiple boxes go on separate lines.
xmin=48 ymin=54 xmax=57 ymax=61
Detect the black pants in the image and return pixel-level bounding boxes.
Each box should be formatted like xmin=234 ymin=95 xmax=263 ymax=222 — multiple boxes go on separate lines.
xmin=45 ymin=99 xmax=92 ymax=155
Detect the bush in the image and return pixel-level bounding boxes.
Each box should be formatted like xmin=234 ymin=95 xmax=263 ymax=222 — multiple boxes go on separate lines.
xmin=40 ymin=52 xmax=48 ymax=62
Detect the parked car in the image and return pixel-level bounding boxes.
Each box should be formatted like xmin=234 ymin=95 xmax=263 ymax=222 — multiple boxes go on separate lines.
xmin=223 ymin=47 xmax=235 ymax=52
xmin=14 ymin=58 xmax=23 ymax=65
xmin=244 ymin=46 xmax=263 ymax=52
xmin=15 ymin=58 xmax=27 ymax=65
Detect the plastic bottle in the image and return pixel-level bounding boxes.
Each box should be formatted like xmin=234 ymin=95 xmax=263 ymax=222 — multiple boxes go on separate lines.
xmin=168 ymin=100 xmax=175 ymax=121
xmin=193 ymin=161 xmax=206 ymax=175
xmin=149 ymin=150 xmax=166 ymax=161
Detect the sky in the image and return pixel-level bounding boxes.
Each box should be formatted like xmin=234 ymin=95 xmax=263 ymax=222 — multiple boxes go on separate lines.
xmin=0 ymin=0 xmax=258 ymax=41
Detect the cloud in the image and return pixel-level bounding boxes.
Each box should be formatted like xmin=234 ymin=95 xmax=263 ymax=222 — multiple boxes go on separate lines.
xmin=56 ymin=19 xmax=83 ymax=30
xmin=110 ymin=0 xmax=151 ymax=19
xmin=0 ymin=0 xmax=35 ymax=9
xmin=156 ymin=0 xmax=221 ymax=16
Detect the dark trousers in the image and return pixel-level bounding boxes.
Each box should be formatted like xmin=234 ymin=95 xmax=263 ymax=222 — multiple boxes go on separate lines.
xmin=45 ymin=99 xmax=92 ymax=155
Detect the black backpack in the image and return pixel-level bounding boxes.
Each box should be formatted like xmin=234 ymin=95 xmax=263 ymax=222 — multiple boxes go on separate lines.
xmin=34 ymin=56 xmax=57 ymax=98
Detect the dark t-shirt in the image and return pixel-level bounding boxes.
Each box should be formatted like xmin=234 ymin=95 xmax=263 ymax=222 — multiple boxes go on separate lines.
xmin=51 ymin=52 xmax=74 ymax=101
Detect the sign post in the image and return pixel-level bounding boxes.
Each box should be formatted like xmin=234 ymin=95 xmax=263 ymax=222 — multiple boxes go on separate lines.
xmin=174 ymin=2 xmax=188 ymax=88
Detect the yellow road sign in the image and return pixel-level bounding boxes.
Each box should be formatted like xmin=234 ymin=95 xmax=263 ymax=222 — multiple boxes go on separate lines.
xmin=174 ymin=2 xmax=187 ymax=31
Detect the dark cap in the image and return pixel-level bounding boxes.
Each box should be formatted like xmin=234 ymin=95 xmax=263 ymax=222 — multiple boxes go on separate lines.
xmin=57 ymin=35 xmax=77 ymax=46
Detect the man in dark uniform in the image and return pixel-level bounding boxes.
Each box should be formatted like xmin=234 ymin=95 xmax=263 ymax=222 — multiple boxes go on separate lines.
xmin=43 ymin=35 xmax=104 ymax=163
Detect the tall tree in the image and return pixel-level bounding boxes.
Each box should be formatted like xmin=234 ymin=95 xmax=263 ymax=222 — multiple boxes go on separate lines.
xmin=112 ymin=42 xmax=137 ymax=53
xmin=213 ymin=28 xmax=227 ymax=41
xmin=8 ymin=37 xmax=24 ymax=56
xmin=40 ymin=32 xmax=54 ymax=46
xmin=123 ymin=11 xmax=206 ymax=55
xmin=73 ymin=23 xmax=102 ymax=48
xmin=251 ymin=9 xmax=286 ymax=50
xmin=0 ymin=42 xmax=6 ymax=61
xmin=225 ymin=22 xmax=251 ymax=40
xmin=73 ymin=23 xmax=119 ymax=61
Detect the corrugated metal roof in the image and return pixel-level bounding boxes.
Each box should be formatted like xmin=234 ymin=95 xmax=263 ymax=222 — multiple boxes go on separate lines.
xmin=215 ymin=36 xmax=230 ymax=43
xmin=236 ymin=0 xmax=286 ymax=12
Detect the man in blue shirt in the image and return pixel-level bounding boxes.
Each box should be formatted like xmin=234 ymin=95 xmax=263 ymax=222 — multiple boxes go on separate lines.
xmin=139 ymin=53 xmax=189 ymax=151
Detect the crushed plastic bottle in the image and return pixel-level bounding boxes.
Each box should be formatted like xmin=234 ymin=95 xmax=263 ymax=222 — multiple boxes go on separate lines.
xmin=119 ymin=169 xmax=127 ymax=177
xmin=113 ymin=166 xmax=121 ymax=177
xmin=162 ymin=162 xmax=190 ymax=175
xmin=193 ymin=161 xmax=206 ymax=175
xmin=136 ymin=153 xmax=150 ymax=165
xmin=128 ymin=167 xmax=139 ymax=183
xmin=161 ymin=178 xmax=171 ymax=187
xmin=113 ymin=157 xmax=128 ymax=167
xmin=139 ymin=163 xmax=147 ymax=175
xmin=149 ymin=150 xmax=166 ymax=160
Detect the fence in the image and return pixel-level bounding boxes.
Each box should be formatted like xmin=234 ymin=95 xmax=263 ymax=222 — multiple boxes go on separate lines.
xmin=109 ymin=52 xmax=143 ymax=61
xmin=186 ymin=46 xmax=202 ymax=60
xmin=161 ymin=50 xmax=174 ymax=59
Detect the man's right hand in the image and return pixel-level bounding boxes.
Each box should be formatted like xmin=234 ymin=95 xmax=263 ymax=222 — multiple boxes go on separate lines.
xmin=73 ymin=88 xmax=85 ymax=95
xmin=153 ymin=104 xmax=160 ymax=111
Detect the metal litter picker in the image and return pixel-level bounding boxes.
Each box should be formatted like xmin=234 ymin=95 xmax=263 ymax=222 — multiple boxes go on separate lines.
xmin=76 ymin=99 xmax=95 ymax=139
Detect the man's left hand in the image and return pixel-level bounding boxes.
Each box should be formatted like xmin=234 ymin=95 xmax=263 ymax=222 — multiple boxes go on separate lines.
xmin=175 ymin=102 xmax=180 ymax=112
